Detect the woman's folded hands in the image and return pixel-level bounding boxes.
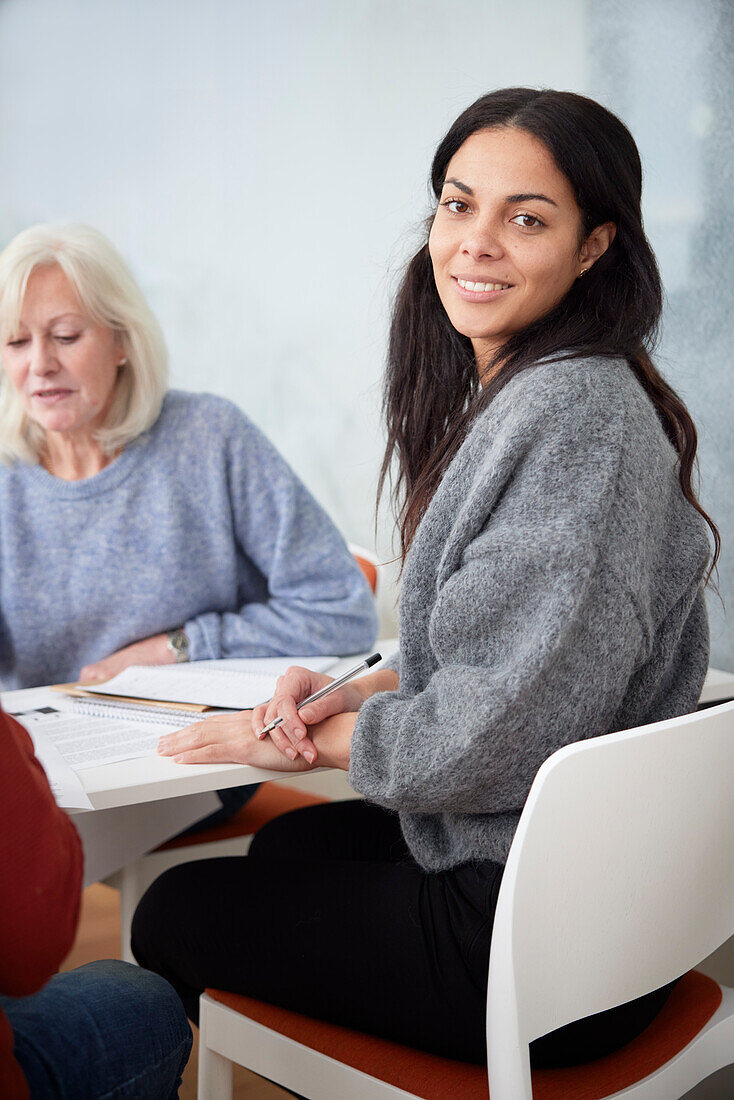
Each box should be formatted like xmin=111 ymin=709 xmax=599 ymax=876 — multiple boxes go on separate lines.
xmin=157 ymin=665 xmax=364 ymax=771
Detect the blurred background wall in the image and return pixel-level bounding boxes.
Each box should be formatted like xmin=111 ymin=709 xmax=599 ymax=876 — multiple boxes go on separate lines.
xmin=0 ymin=0 xmax=730 ymax=666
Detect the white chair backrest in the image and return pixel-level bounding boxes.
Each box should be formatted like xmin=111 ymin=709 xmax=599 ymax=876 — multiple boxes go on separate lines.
xmin=487 ymin=700 xmax=734 ymax=1096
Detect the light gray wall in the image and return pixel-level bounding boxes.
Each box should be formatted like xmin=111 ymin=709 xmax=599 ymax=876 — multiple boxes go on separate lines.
xmin=0 ymin=0 xmax=586 ymax=633
xmin=0 ymin=0 xmax=730 ymax=667
xmin=587 ymin=0 xmax=734 ymax=671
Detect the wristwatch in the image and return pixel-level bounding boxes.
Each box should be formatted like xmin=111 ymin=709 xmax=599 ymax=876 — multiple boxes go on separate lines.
xmin=166 ymin=628 xmax=190 ymax=663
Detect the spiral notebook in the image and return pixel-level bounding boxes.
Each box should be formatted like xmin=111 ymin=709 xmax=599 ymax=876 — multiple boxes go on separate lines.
xmin=17 ymin=704 xmax=197 ymax=771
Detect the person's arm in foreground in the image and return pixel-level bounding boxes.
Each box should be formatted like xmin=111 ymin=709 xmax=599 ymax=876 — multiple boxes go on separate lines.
xmin=1 ymin=708 xmax=84 ymax=1098
xmin=0 ymin=708 xmax=83 ymax=993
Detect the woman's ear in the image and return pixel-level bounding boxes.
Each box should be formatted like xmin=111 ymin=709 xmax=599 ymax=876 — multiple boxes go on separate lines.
xmin=579 ymin=222 xmax=617 ymax=273
xmin=113 ymin=330 xmax=128 ymax=366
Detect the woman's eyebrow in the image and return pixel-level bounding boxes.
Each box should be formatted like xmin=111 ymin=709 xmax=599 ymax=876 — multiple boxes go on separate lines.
xmin=441 ymin=180 xmax=558 ymax=207
xmin=442 ymin=177 xmax=473 ymax=195
xmin=47 ymin=313 xmax=84 ymax=325
xmin=506 ymin=192 xmax=558 ymax=206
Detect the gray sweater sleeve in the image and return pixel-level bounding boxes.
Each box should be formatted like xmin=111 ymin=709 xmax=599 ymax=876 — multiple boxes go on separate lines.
xmin=380 ymin=650 xmax=400 ymax=676
xmin=348 ymin=373 xmax=649 ymax=815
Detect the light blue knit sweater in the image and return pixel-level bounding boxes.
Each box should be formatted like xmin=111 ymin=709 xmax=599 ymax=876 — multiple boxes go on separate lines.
xmin=0 ymin=391 xmax=378 ymax=689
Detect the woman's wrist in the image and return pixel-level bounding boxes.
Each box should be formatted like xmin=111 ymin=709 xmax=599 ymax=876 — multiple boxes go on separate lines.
xmin=352 ymin=668 xmax=399 ymax=704
xmin=311 ymin=712 xmax=357 ymax=770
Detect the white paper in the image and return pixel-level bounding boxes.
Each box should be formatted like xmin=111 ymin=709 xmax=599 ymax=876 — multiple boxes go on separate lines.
xmin=16 ymin=710 xmax=189 ymax=770
xmin=197 ymin=656 xmax=339 ymax=674
xmin=1 ymin=686 xmax=62 ymax=714
xmin=19 ymin=720 xmax=93 ymax=810
xmin=83 ymin=655 xmax=339 ymax=709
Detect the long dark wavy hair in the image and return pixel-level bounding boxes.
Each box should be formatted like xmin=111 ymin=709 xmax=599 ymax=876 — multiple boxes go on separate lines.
xmin=378 ymin=88 xmax=719 ymax=579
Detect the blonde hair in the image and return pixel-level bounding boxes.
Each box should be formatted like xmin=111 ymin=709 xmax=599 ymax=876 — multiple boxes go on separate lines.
xmin=0 ymin=223 xmax=168 ymax=463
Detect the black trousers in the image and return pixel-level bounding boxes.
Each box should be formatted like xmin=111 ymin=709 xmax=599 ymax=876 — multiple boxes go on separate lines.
xmin=174 ymin=783 xmax=259 ymax=838
xmin=131 ymin=800 xmax=673 ymax=1067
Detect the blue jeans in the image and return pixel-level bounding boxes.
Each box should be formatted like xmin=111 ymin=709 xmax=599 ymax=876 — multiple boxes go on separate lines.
xmin=0 ymin=960 xmax=192 ymax=1099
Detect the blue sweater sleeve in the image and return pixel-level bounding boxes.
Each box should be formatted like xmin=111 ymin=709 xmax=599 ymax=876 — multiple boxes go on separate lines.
xmin=183 ymin=405 xmax=378 ymax=660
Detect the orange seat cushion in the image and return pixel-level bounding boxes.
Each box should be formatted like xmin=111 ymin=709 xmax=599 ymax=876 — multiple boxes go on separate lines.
xmin=155 ymin=784 xmax=327 ymax=851
xmin=353 ymin=554 xmax=378 ymax=594
xmin=206 ymin=969 xmax=721 ymax=1100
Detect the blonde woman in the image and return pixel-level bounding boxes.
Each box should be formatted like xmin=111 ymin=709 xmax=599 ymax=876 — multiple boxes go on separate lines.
xmin=0 ymin=223 xmax=377 ymax=820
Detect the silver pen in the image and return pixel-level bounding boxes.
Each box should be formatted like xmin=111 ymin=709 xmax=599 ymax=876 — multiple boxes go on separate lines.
xmin=259 ymin=652 xmax=382 ymax=736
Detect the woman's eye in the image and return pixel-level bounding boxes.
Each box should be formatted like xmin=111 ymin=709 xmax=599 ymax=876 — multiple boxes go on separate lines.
xmin=5 ymin=338 xmax=28 ymax=348
xmin=511 ymin=213 xmax=544 ymax=229
xmin=442 ymin=199 xmax=470 ymax=214
xmin=55 ymin=334 xmax=80 ymax=344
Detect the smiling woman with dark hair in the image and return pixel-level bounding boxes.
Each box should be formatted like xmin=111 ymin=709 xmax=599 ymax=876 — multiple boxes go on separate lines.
xmin=133 ymin=89 xmax=718 ymax=1069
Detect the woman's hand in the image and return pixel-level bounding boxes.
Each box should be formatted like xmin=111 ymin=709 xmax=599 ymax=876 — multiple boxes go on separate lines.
xmin=252 ymin=666 xmax=365 ymax=764
xmin=78 ymin=633 xmax=174 ymax=684
xmin=157 ymin=711 xmax=313 ymax=771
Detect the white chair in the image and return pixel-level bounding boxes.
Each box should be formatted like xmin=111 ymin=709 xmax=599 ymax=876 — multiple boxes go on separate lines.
xmin=197 ymin=698 xmax=734 ymax=1099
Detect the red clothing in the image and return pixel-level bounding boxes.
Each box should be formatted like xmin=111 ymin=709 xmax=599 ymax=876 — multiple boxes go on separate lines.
xmin=0 ymin=708 xmax=83 ymax=1099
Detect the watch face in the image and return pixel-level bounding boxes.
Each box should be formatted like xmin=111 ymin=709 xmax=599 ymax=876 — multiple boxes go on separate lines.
xmin=168 ymin=630 xmax=189 ymax=661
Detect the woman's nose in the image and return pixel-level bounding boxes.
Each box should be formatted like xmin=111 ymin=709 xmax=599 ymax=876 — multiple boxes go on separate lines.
xmin=29 ymin=340 xmax=59 ymax=376
xmin=460 ymin=219 xmax=504 ymax=262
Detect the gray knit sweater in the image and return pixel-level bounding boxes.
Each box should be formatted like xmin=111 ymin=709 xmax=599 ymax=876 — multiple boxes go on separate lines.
xmin=348 ymin=357 xmax=711 ymax=871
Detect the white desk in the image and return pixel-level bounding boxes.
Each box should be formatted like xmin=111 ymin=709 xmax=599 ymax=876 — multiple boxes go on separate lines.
xmin=700 ymin=667 xmax=734 ymax=706
xmin=2 ymin=648 xmax=395 ymax=884
xmin=71 ymin=758 xmax=317 ymax=884
xmin=2 ymin=651 xmax=386 ymax=812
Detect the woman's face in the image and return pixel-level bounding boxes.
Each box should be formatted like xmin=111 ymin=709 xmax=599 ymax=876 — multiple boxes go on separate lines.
xmin=428 ymin=126 xmax=612 ymax=367
xmin=2 ymin=265 xmax=123 ymax=441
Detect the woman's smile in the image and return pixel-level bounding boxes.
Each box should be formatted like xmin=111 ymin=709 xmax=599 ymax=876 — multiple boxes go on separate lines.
xmin=452 ymin=276 xmax=514 ymax=302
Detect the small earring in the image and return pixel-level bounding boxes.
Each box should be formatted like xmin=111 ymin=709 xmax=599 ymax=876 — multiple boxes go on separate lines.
xmin=119 ymin=357 xmax=128 ymax=366
xmin=578 ymin=269 xmax=587 ymax=278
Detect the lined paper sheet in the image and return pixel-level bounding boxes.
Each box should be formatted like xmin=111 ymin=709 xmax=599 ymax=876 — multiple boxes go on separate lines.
xmin=82 ymin=656 xmax=338 ymax=709
xmin=18 ymin=719 xmax=94 ymax=809
xmin=17 ymin=709 xmax=189 ymax=770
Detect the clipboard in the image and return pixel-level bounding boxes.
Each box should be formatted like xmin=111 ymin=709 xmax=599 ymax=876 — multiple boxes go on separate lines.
xmin=50 ymin=682 xmax=211 ymax=713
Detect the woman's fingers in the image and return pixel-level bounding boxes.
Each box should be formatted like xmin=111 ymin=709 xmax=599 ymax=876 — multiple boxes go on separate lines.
xmin=169 ymin=741 xmax=242 ymax=765
xmin=268 ymin=723 xmax=301 ymax=761
xmin=250 ymin=700 xmax=269 ymax=735
xmin=158 ymin=713 xmax=248 ymax=759
xmin=271 ymin=692 xmax=305 ymax=741
xmin=253 ymin=668 xmax=334 ymax=743
xmin=158 ymin=722 xmax=216 ymax=757
xmin=156 ymin=710 xmax=315 ymax=772
xmin=250 ymin=666 xmax=363 ymax=764
xmin=78 ymin=663 xmax=108 ymax=683
xmin=296 ymin=687 xmax=357 ymax=725
xmin=78 ymin=633 xmax=173 ymax=684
